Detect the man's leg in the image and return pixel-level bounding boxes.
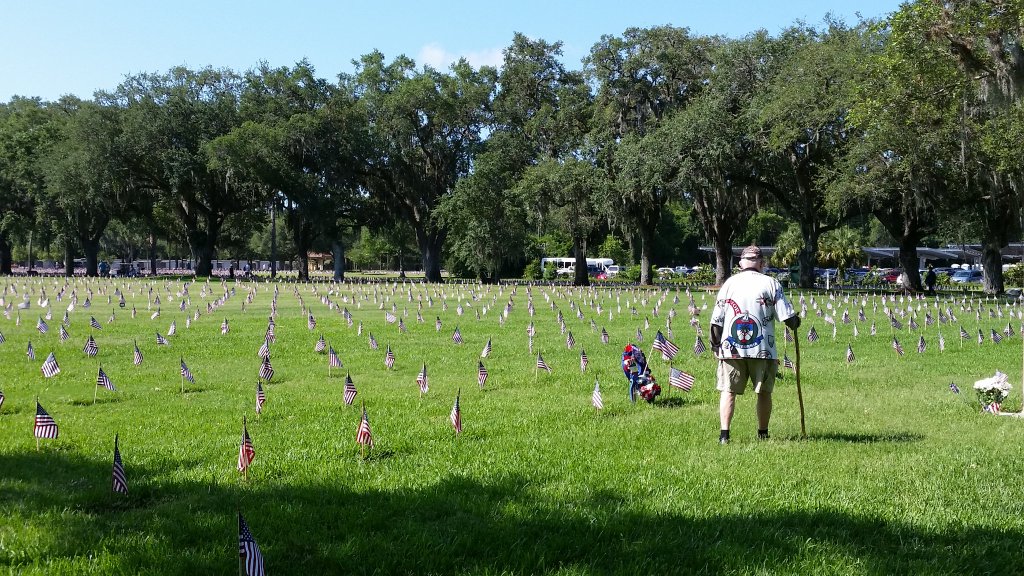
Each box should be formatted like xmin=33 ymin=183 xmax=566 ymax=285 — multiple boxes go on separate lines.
xmin=720 ymin=390 xmax=736 ymax=430
xmin=756 ymin=392 xmax=772 ymax=438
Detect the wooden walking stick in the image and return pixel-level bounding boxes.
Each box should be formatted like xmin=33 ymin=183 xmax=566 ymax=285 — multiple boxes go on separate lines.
xmin=793 ymin=327 xmax=807 ymax=439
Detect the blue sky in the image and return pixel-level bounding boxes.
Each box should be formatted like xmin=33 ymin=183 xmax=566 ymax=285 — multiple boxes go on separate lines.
xmin=1 ymin=0 xmax=905 ymax=102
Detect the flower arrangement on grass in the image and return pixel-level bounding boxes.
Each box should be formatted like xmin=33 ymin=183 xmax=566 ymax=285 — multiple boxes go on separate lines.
xmin=973 ymin=371 xmax=1011 ymax=414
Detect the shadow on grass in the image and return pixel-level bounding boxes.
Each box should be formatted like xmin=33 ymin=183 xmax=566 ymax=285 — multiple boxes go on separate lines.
xmin=0 ymin=450 xmax=1016 ymax=574
xmin=810 ymin=432 xmax=925 ymax=444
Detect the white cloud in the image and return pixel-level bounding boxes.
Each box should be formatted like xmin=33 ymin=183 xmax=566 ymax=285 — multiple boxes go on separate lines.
xmin=416 ymin=42 xmax=504 ymax=70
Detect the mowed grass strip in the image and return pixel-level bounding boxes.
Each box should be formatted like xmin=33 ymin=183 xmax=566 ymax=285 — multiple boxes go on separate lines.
xmin=1 ymin=278 xmax=1022 ymax=574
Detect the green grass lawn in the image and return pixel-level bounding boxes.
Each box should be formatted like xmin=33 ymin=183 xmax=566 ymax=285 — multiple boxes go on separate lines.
xmin=1 ymin=278 xmax=1022 ymax=575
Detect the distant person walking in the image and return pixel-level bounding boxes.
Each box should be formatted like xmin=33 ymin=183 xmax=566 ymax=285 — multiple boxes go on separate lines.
xmin=710 ymin=246 xmax=800 ymax=445
xmin=924 ymin=265 xmax=937 ymax=294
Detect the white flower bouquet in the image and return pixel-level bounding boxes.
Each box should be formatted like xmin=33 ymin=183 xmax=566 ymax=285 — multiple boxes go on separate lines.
xmin=973 ymin=371 xmax=1011 ymax=413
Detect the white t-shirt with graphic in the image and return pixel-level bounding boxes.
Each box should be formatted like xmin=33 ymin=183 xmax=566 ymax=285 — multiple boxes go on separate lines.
xmin=710 ymin=270 xmax=797 ymax=360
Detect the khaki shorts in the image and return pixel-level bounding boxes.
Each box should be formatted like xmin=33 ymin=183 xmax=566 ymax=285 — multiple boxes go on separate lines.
xmin=716 ymin=358 xmax=778 ymax=395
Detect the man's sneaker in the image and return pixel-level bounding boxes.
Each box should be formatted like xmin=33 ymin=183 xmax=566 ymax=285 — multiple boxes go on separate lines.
xmin=757 ymin=431 xmax=770 ymax=440
xmin=719 ymin=437 xmax=729 ymax=445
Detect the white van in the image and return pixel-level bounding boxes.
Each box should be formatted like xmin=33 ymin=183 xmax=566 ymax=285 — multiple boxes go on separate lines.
xmin=605 ymin=265 xmax=621 ymax=277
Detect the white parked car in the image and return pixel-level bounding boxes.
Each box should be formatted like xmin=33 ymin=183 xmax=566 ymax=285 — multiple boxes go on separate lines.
xmin=605 ymin=265 xmax=621 ymax=277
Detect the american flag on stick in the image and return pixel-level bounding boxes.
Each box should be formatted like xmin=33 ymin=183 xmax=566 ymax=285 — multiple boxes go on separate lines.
xmin=315 ymin=334 xmax=326 ymax=353
xmin=450 ymin=390 xmax=462 ymax=434
xmin=343 ymin=374 xmax=357 ymax=406
xmin=591 ymin=381 xmax=604 ymax=410
xmin=846 ymin=344 xmax=855 ymax=363
xmin=369 ymin=333 xmax=379 ymax=350
xmin=180 ymin=358 xmax=195 ymax=383
xmin=536 ymin=353 xmax=552 ymax=373
xmin=356 ymin=404 xmax=373 ymax=448
xmin=601 ymin=327 xmax=610 ymax=344
xmin=41 ymin=352 xmax=60 ymax=378
xmin=156 ymin=332 xmax=169 ymax=346
xmin=238 ymin=513 xmax=265 ymax=576
xmin=669 ymin=367 xmax=694 ymax=391
xmin=308 ymin=314 xmax=316 ymax=330
xmin=97 ymin=366 xmax=116 ymax=391
xmin=329 ymin=346 xmax=342 ymax=368
xmin=59 ymin=325 xmax=70 ymax=342
xmin=256 ymin=382 xmax=266 ymax=414
xmin=991 ymin=329 xmax=1003 ymax=344
xmin=133 ymin=341 xmax=143 ymax=366
xmin=416 ymin=364 xmax=429 ymax=393
xmin=693 ymin=335 xmax=707 ymax=356
xmin=83 ymin=335 xmax=98 ymax=357
xmin=34 ymin=401 xmax=58 ymax=439
xmin=259 ymin=356 xmax=274 ymax=382
xmin=37 ymin=317 xmax=48 ymax=334
xmin=238 ymin=416 xmax=255 ymax=473
xmin=452 ymin=327 xmax=463 ymax=344
xmin=221 ymin=318 xmax=229 ymax=334
xmin=566 ymin=331 xmax=575 ymax=349
xmin=90 ymin=316 xmax=102 ymax=330
xmin=258 ymin=339 xmax=270 ymax=359
xmin=477 ymin=362 xmax=488 ymax=388
xmin=481 ymin=338 xmax=492 ymax=358
xmin=917 ymin=335 xmax=927 ymax=353
xmin=384 ymin=345 xmax=395 ymax=369
xmin=26 ymin=340 xmax=35 ymax=360
xmin=112 ymin=434 xmax=127 ymax=494
xmin=892 ymin=337 xmax=905 ymax=357
xmin=580 ymin=348 xmax=589 ymax=372
xmin=807 ymin=327 xmax=819 ymax=342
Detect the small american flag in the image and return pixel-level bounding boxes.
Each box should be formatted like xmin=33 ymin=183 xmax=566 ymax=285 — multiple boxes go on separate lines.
xmin=156 ymin=332 xmax=169 ymax=346
xmin=97 ymin=366 xmax=116 ymax=391
xmin=398 ymin=318 xmax=407 ymax=333
xmin=991 ymin=329 xmax=1003 ymax=343
xmin=258 ymin=339 xmax=270 ymax=359
xmin=384 ymin=346 xmax=395 ymax=369
xmin=1006 ymin=322 xmax=1016 ymax=338
xmin=26 ymin=340 xmax=35 ymax=360
xmin=369 ymin=333 xmax=379 ymax=350
xmin=308 ymin=314 xmax=316 ymax=330
xmin=59 ymin=325 xmax=69 ymax=342
xmin=938 ymin=332 xmax=946 ymax=351
xmin=417 ymin=364 xmax=429 ymax=393
xmin=435 ymin=316 xmax=442 ymax=332
xmin=167 ymin=320 xmax=176 ymax=336
xmin=527 ymin=321 xmax=536 ymax=337
xmin=908 ymin=316 xmax=919 ymax=331
xmin=356 ymin=405 xmax=373 ymax=448
xmin=870 ymin=322 xmax=877 ymax=336
xmin=221 ymin=318 xmax=230 ymax=334
xmin=693 ymin=335 xmax=707 ymax=356
xmin=960 ymin=326 xmax=970 ymax=340
xmin=977 ymin=329 xmax=985 ymax=345
xmin=41 ymin=352 xmax=60 ymax=378
xmin=917 ymin=335 xmax=927 ymax=353
xmin=669 ymin=367 xmax=695 ymax=391
xmin=477 ymin=362 xmax=488 ymax=388
xmin=37 ymin=317 xmax=48 ymax=333
xmin=112 ymin=434 xmax=127 ymax=494
xmin=591 ymin=381 xmax=604 ymax=410
xmin=601 ymin=327 xmax=609 ymax=344
xmin=807 ymin=327 xmax=819 ymax=342
xmin=238 ymin=417 xmax=255 ymax=472
xmin=329 ymin=346 xmax=342 ymax=368
xmin=0 ymin=389 xmax=4 ymax=410
xmin=536 ymin=353 xmax=551 ymax=373
xmin=34 ymin=402 xmax=58 ymax=438
xmin=452 ymin=327 xmax=463 ymax=344
xmin=566 ymin=331 xmax=575 ymax=349
xmin=259 ymin=356 xmax=274 ymax=382
xmin=450 ymin=391 xmax=462 ymax=434
xmin=890 ymin=315 xmax=902 ymax=330
xmin=949 ymin=382 xmax=960 ymax=394
xmin=343 ymin=374 xmax=357 ymax=405
xmin=846 ymin=344 xmax=855 ymax=363
xmin=892 ymin=337 xmax=905 ymax=357
xmin=635 ymin=328 xmax=643 ymax=342
xmin=238 ymin=513 xmax=265 ymax=576
xmin=90 ymin=316 xmax=102 ymax=330
xmin=481 ymin=338 xmax=492 ymax=358
xmin=83 ymin=335 xmax=99 ymax=357
xmin=133 ymin=341 xmax=143 ymax=366
xmin=580 ymin=348 xmax=589 ymax=372
xmin=180 ymin=359 xmax=195 ymax=383
xmin=256 ymin=382 xmax=266 ymax=414
xmin=315 ymin=334 xmax=326 ymax=353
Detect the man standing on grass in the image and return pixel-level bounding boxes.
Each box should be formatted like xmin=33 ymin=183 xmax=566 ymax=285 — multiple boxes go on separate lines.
xmin=710 ymin=246 xmax=800 ymax=445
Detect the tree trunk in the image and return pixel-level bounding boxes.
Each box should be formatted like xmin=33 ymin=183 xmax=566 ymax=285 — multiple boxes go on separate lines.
xmin=332 ymin=240 xmax=345 ymax=281
xmin=149 ymin=231 xmax=158 ymax=278
xmin=414 ymin=225 xmax=445 ymax=283
xmin=713 ymin=232 xmax=733 ymax=286
xmin=638 ymin=225 xmax=653 ymax=286
xmin=798 ymin=227 xmax=819 ymax=289
xmin=194 ymin=234 xmax=216 ymax=277
xmin=270 ymin=202 xmax=278 ymax=279
xmin=295 ymin=250 xmax=309 ymax=282
xmin=897 ymin=234 xmax=922 ymax=292
xmin=981 ymin=240 xmax=1005 ymax=294
xmin=82 ymin=237 xmax=100 ymax=277
xmin=0 ymin=233 xmax=12 ymax=275
xmin=572 ymin=237 xmax=590 ymax=287
xmin=64 ymin=239 xmax=74 ymax=277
